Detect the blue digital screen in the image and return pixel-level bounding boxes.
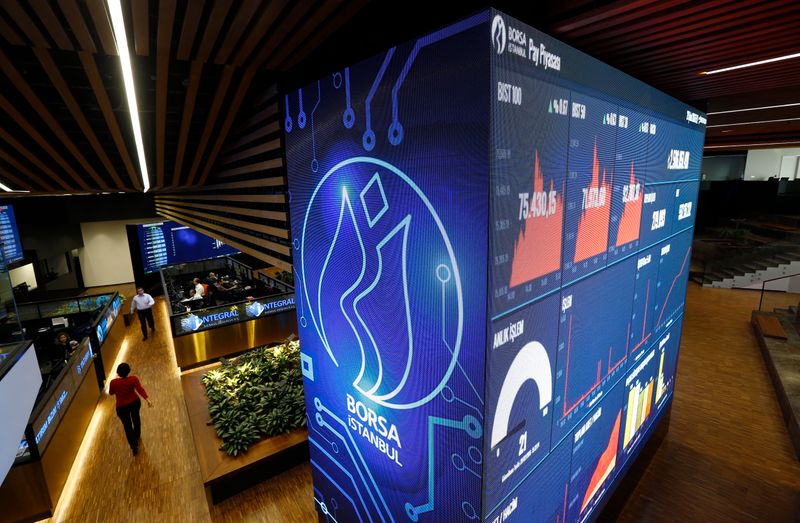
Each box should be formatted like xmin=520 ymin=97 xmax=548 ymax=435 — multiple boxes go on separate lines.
xmin=136 ymin=220 xmax=239 ymax=273
xmin=486 ymin=9 xmax=703 ymax=522
xmin=95 ymin=295 xmax=121 ymax=346
xmin=287 ymin=12 xmax=490 ymax=521
xmin=0 ymin=205 xmax=24 ymax=266
xmin=286 ymin=9 xmax=704 ymax=522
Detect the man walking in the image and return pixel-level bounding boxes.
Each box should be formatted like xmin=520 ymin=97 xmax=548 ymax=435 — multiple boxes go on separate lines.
xmin=130 ymin=286 xmax=156 ymax=340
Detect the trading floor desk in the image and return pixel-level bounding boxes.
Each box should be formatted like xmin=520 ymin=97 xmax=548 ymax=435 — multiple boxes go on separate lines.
xmin=0 ymin=337 xmax=98 ymax=522
xmin=160 ymin=260 xmax=298 ymax=368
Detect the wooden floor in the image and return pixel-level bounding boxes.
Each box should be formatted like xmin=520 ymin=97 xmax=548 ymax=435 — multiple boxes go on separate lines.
xmin=616 ymin=285 xmax=800 ymax=523
xmin=46 ymin=285 xmax=800 ymax=522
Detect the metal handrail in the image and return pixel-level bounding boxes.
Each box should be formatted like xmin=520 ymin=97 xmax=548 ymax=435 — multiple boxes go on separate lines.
xmin=758 ymin=271 xmax=800 ymax=311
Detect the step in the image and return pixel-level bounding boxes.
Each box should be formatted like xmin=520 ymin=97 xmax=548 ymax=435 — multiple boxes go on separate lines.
xmin=705 ymin=271 xmax=731 ymax=282
xmin=773 ymin=253 xmax=797 ymax=263
xmin=760 ymin=257 xmax=788 ymax=268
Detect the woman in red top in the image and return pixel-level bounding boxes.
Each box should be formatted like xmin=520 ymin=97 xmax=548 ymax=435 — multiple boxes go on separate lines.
xmin=108 ymin=363 xmax=151 ymax=456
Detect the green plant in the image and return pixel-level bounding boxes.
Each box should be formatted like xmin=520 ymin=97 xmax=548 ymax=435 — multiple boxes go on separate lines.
xmin=202 ymin=340 xmax=306 ymax=456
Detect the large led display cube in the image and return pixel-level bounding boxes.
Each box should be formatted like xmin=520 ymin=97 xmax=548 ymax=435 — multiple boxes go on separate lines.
xmin=285 ymin=9 xmax=705 ymax=522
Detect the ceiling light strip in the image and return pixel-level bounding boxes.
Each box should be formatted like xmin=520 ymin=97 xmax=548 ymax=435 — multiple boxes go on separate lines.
xmin=107 ymin=0 xmax=150 ymax=192
xmin=704 ymin=141 xmax=800 ymax=149
xmin=700 ymin=52 xmax=800 ymax=75
xmin=707 ymin=103 xmax=800 ymax=115
xmin=707 ymin=118 xmax=800 ymax=128
xmin=0 ymin=181 xmax=11 ymax=192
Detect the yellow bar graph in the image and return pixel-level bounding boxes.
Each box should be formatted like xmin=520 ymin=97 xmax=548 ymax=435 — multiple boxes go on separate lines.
xmin=623 ymin=378 xmax=655 ymax=449
xmin=656 ymin=349 xmax=666 ymax=403
xmin=624 ymin=385 xmax=638 ymax=448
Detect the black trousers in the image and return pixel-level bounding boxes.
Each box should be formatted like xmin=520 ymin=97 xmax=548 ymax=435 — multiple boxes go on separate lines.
xmin=136 ymin=308 xmax=155 ymax=337
xmin=116 ymin=398 xmax=142 ymax=450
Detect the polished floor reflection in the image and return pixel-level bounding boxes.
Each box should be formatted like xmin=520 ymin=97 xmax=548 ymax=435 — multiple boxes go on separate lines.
xmin=47 ymin=285 xmax=800 ymax=522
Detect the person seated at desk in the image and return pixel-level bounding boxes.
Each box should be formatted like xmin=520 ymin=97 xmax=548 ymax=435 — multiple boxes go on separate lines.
xmin=180 ymin=289 xmax=204 ymax=310
xmin=53 ymin=331 xmax=79 ymax=361
xmin=193 ymin=278 xmax=205 ymax=299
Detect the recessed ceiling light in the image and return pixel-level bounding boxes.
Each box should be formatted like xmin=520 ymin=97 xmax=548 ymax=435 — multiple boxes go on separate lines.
xmin=707 ymin=117 xmax=800 ymax=128
xmin=707 ymin=103 xmax=800 ymax=115
xmin=700 ymin=52 xmax=800 ymax=75
xmin=107 ymin=0 xmax=150 ymax=193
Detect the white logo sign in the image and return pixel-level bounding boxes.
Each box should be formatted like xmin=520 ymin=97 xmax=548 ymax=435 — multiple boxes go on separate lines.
xmin=492 ymin=15 xmax=506 ymax=55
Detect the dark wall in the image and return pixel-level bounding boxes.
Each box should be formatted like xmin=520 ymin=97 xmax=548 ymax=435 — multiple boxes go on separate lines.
xmin=0 ymin=193 xmax=156 ymax=226
xmin=702 ymin=155 xmax=746 ymax=181
xmin=696 ymin=180 xmax=800 ymax=231
xmin=0 ymin=194 xmax=157 ymax=281
xmin=0 ymin=194 xmax=156 ymax=255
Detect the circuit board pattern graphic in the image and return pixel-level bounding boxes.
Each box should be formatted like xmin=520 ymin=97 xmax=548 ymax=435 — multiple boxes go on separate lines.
xmin=285 ymin=12 xmax=490 ymax=522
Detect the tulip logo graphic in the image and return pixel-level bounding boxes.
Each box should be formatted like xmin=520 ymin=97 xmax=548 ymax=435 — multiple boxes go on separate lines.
xmin=492 ymin=15 xmax=506 ymax=55
xmin=300 ymin=157 xmax=464 ymax=410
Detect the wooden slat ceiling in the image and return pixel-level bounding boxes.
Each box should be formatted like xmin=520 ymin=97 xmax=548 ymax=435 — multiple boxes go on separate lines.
xmin=0 ymin=0 xmax=363 ymax=194
xmin=539 ymin=0 xmax=800 ymax=153
xmin=1 ymin=0 xmax=798 ymax=196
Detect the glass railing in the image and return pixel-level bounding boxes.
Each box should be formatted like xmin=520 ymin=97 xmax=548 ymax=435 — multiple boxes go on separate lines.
xmin=226 ymin=256 xmax=254 ymax=283
xmin=257 ymin=271 xmax=294 ymax=293
xmin=10 ymin=293 xmax=114 ymax=323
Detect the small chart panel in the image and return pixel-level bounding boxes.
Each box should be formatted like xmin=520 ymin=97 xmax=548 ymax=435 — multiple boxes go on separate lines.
xmin=638 ymin=183 xmax=676 ymax=249
xmin=628 ymin=244 xmax=661 ymax=357
xmin=607 ymin=108 xmax=650 ymax=262
xmin=654 ymin=315 xmax=684 ymax=411
xmin=619 ymin=344 xmax=659 ymax=463
xmin=561 ymin=92 xmax=619 ymax=285
xmin=485 ymin=294 xmax=561 ymax=510
xmin=552 ymin=256 xmax=636 ymax=444
xmin=490 ymin=74 xmax=571 ymax=317
xmin=483 ymin=438 xmax=572 ymax=523
xmin=672 ymin=181 xmax=700 ymax=232
xmin=567 ymin=381 xmax=625 ymax=523
xmin=653 ymin=228 xmax=693 ymax=336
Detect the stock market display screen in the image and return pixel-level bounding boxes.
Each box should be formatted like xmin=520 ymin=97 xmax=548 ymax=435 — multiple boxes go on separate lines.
xmin=285 ymin=8 xmax=704 ymax=522
xmin=136 ymin=220 xmax=239 ymax=273
xmin=0 ymin=205 xmax=24 ymax=266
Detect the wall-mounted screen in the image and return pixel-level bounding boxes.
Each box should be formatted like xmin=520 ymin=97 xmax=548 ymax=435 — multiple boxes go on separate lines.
xmin=285 ymin=9 xmax=704 ymax=522
xmin=136 ymin=220 xmax=239 ymax=273
xmin=95 ymin=294 xmax=122 ymax=346
xmin=0 ymin=344 xmax=40 ymax=482
xmin=0 ymin=205 xmax=24 ymax=267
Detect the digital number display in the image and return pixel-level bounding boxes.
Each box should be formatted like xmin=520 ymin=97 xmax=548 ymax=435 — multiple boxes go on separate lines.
xmin=0 ymin=205 xmax=24 ymax=267
xmin=285 ymin=9 xmax=704 ymax=522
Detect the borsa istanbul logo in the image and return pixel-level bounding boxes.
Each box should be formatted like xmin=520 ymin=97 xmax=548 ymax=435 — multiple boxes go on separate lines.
xmin=491 ymin=14 xmax=562 ymax=71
